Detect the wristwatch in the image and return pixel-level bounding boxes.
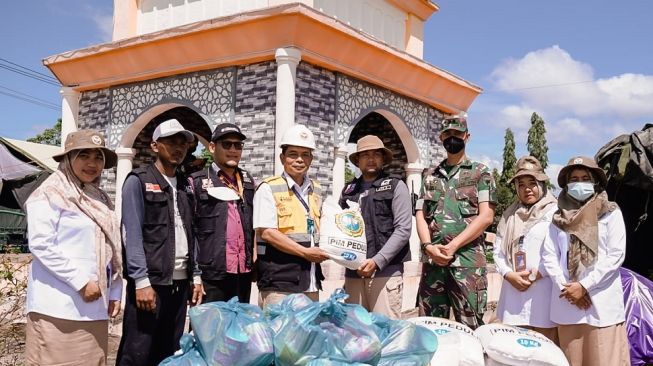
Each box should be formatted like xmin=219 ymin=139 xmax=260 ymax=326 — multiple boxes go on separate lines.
xmin=420 ymin=242 xmax=433 ymax=250
xmin=528 ymin=271 xmax=537 ymax=281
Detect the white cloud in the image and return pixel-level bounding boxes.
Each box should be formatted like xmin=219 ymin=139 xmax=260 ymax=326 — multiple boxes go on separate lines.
xmin=490 ymin=45 xmax=653 ymax=119
xmin=496 ymin=104 xmax=534 ymax=131
xmin=547 ymin=117 xmax=595 ymax=146
xmin=545 ymin=163 xmax=564 ymax=191
xmin=468 ymin=154 xmax=502 ymax=172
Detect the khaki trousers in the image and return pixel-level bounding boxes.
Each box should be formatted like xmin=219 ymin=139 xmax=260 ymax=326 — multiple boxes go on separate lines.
xmin=258 ymin=290 xmax=319 ymax=308
xmin=557 ymin=322 xmax=630 ymax=366
xmin=25 ymin=312 xmax=108 ymax=366
xmin=344 ymin=276 xmax=403 ymax=319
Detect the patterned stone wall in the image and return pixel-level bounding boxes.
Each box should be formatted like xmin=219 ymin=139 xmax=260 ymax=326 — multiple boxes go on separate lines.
xmin=77 ymin=88 xmax=115 ymax=195
xmin=334 ymin=73 xmax=445 ymax=168
xmin=294 ymin=62 xmax=337 ymax=195
xmin=233 ymin=61 xmax=277 ymax=183
xmin=74 ymin=59 xmax=448 ymax=201
xmin=427 ymin=108 xmax=446 ymax=168
xmin=108 ymin=67 xmax=236 ymax=149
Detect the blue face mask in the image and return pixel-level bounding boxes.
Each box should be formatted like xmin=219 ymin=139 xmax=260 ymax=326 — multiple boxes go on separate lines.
xmin=567 ymin=182 xmax=595 ymax=202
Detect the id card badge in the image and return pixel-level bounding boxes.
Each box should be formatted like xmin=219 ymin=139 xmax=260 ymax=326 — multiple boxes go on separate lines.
xmin=513 ymin=236 xmax=526 ymax=272
xmin=307 ymin=217 xmax=315 ymax=234
xmin=514 ymin=251 xmax=527 ymax=272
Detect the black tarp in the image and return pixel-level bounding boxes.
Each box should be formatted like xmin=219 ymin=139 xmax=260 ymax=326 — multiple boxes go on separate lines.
xmin=596 ymin=124 xmax=653 ymax=278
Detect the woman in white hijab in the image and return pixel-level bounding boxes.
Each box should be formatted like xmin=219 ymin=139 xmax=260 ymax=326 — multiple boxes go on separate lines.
xmin=494 ymin=156 xmax=558 ymax=342
xmin=24 ymin=130 xmax=123 ymax=366
xmin=541 ymin=156 xmax=629 ymax=366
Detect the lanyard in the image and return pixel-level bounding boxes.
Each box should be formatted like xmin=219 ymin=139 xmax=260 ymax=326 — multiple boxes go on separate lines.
xmin=217 ymin=170 xmax=243 ymax=198
xmin=291 ymin=186 xmax=310 ymax=214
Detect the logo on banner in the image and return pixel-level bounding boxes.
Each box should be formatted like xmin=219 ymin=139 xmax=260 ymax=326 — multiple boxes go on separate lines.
xmin=335 ymin=212 xmax=364 ymax=237
xmin=340 ymin=252 xmax=357 ymax=261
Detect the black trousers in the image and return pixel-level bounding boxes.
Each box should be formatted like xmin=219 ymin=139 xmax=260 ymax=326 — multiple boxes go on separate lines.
xmin=116 ymin=280 xmax=189 ymax=366
xmin=203 ymin=272 xmax=253 ymax=304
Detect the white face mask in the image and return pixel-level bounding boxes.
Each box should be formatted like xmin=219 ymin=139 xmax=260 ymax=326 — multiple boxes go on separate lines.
xmin=567 ymin=182 xmax=595 ymax=202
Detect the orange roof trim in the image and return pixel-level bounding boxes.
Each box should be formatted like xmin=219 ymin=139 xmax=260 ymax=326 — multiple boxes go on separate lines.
xmin=44 ymin=3 xmax=480 ymax=114
xmin=387 ymin=0 xmax=439 ymax=20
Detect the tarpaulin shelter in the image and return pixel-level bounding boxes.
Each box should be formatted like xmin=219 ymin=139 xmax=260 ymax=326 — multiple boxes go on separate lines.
xmin=0 ymin=137 xmax=59 ymax=251
xmin=596 ymin=124 xmax=653 ymax=278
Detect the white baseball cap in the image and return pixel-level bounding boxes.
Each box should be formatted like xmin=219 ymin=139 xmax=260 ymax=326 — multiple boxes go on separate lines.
xmin=152 ymin=119 xmax=194 ymax=142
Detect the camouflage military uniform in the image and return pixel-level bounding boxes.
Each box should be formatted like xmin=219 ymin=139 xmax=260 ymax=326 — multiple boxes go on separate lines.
xmin=416 ymin=158 xmax=497 ymax=329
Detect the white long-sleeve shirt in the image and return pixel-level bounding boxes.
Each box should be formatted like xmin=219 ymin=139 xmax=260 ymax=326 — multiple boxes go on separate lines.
xmin=494 ymin=208 xmax=556 ymax=328
xmin=26 ymin=199 xmax=122 ymax=321
xmin=541 ymin=208 xmax=626 ymax=327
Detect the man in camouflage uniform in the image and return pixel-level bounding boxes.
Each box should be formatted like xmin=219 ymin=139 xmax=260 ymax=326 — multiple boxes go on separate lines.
xmin=415 ymin=116 xmax=497 ymax=329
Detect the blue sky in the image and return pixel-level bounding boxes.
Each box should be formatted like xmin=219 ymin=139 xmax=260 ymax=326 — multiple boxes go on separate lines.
xmin=1 ymin=0 xmax=652 ymax=179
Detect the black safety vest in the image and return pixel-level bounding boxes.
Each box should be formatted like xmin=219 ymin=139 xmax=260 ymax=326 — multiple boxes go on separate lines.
xmin=190 ymin=166 xmax=255 ymax=280
xmin=127 ymin=164 xmax=195 ymax=285
xmin=339 ymin=174 xmax=411 ymax=270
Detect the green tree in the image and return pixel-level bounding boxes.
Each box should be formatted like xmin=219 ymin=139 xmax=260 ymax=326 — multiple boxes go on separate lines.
xmin=27 ymin=119 xmax=61 ymax=146
xmin=491 ymin=129 xmax=518 ymax=231
xmin=345 ymin=164 xmax=355 ymax=183
xmin=527 ymin=112 xmax=549 ymax=169
xmin=500 ymin=128 xmax=517 ymax=190
xmin=200 ymin=147 xmax=213 ymax=167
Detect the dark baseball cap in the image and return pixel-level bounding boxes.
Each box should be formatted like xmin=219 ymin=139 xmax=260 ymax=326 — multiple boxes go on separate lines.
xmin=211 ymin=123 xmax=246 ymax=141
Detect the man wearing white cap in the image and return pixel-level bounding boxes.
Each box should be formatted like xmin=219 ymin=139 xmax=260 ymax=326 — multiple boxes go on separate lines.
xmin=253 ymin=124 xmax=330 ymax=306
xmin=117 ymin=119 xmax=204 ymax=366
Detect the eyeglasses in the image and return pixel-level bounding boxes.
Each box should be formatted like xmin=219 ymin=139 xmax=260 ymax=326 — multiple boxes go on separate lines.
xmin=219 ymin=141 xmax=244 ymax=150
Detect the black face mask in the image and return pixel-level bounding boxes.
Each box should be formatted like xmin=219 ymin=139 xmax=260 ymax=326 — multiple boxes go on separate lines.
xmin=443 ymin=136 xmax=465 ymax=154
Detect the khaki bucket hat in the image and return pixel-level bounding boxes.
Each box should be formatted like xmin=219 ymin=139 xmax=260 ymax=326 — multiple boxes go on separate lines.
xmin=509 ymin=156 xmax=549 ymax=183
xmin=557 ymin=156 xmax=607 ymax=188
xmin=52 ymin=129 xmax=117 ymax=169
xmin=348 ymin=135 xmax=393 ymax=167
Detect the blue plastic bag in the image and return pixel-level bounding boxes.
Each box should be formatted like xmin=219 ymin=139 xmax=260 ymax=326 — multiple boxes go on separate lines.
xmin=189 ymin=297 xmax=274 ymax=366
xmin=274 ymin=289 xmax=382 ymax=366
xmin=370 ymin=313 xmax=437 ymax=366
xmin=159 ymin=333 xmax=208 ymax=366
xmin=265 ymin=293 xmax=314 ymax=333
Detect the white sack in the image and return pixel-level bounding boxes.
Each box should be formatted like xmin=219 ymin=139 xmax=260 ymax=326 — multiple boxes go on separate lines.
xmin=407 ymin=316 xmax=484 ymax=366
xmin=475 ymin=324 xmax=569 ymax=366
xmin=319 ymin=197 xmax=367 ymax=270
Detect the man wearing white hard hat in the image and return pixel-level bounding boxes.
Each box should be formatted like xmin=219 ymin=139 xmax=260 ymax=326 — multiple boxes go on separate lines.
xmin=117 ymin=118 xmax=204 ymax=365
xmin=253 ymin=124 xmax=330 ymax=306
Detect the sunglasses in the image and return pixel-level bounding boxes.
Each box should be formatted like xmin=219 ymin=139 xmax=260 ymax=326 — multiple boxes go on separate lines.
xmin=219 ymin=141 xmax=244 ymax=150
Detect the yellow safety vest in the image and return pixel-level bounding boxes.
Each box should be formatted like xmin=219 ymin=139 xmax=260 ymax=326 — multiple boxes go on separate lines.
xmin=263 ymin=175 xmax=322 ymax=244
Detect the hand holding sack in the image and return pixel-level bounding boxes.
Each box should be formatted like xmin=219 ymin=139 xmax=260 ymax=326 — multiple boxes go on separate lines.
xmin=319 ymin=198 xmax=367 ymax=270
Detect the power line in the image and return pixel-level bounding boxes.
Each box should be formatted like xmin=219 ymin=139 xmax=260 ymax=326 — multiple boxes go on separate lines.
xmin=0 ymin=58 xmax=58 ymax=81
xmin=0 ymin=85 xmax=59 ymax=108
xmin=488 ymin=80 xmax=595 ymax=93
xmin=0 ymin=89 xmax=59 ymax=111
xmin=0 ymin=64 xmax=61 ymax=86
